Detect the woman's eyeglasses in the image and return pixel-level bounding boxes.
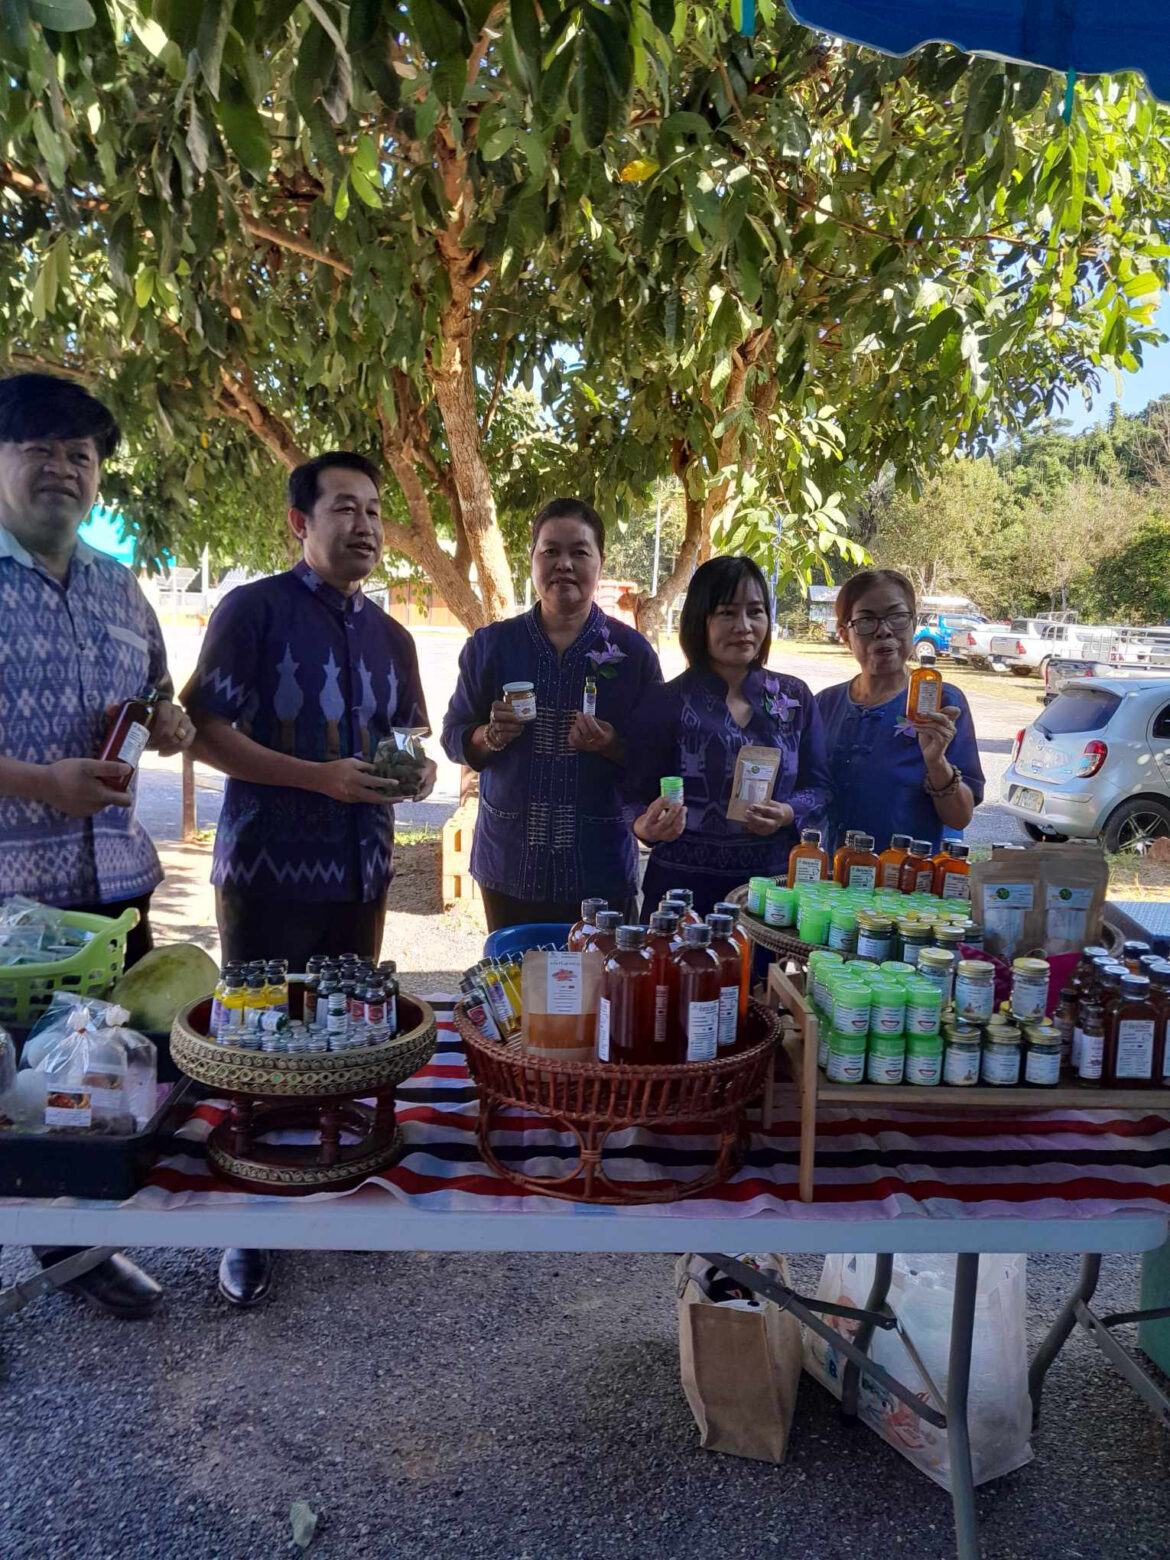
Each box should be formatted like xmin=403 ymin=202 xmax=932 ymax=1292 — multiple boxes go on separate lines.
xmin=846 ymin=609 xmax=914 ymax=637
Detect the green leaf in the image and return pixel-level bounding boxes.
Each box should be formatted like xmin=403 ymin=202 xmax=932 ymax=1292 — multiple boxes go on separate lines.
xmin=509 ymin=0 xmax=541 ymax=92
xmin=479 ymin=121 xmax=515 ymax=161
xmin=196 ymin=0 xmax=233 ymax=100
xmin=432 ymin=52 xmax=466 ymax=106
xmin=334 ymin=173 xmax=350 ymax=219
xmin=134 ymin=267 xmax=156 ymax=309
xmin=29 ymin=0 xmax=94 ymax=28
xmin=586 ymin=3 xmax=631 ymax=100
xmin=870 ymin=151 xmax=896 ymax=194
xmin=660 ymin=111 xmax=711 ymax=141
xmin=649 ymin=0 xmax=674 ymax=34
xmin=0 ymin=0 xmax=31 ymax=66
xmin=108 ymin=213 xmax=135 ymax=291
xmin=580 ymin=34 xmax=612 ymax=149
xmin=187 ymin=98 xmax=212 ymax=175
xmin=915 ymin=306 xmax=960 ymax=363
xmin=1122 ymin=272 xmax=1161 ymax=300
xmin=349 ymin=163 xmax=382 ymax=207
xmin=409 ymin=0 xmax=464 ymax=61
xmin=215 ymin=89 xmax=270 ymax=182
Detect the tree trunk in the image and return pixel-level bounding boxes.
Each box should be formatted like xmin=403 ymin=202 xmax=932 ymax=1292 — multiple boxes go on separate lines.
xmin=634 ymin=445 xmax=705 ymax=641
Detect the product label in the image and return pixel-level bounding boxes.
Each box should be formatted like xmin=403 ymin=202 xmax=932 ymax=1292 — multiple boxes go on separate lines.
xmin=905 ymin=1051 xmax=942 ymax=1085
xmin=765 ymin=896 xmax=796 ymax=928
xmin=827 ymin=1047 xmax=866 ymax=1083
xmin=718 ymin=986 xmax=739 ymax=1050
xmin=315 ymin=994 xmax=331 ymax=1028
xmin=848 ymin=865 xmax=877 ymax=890
xmin=918 ymin=968 xmax=953 ymax=1004
xmin=942 ymin=873 xmax=971 ymax=901
xmin=746 ymin=885 xmax=766 ymax=915
xmin=982 ymin=883 xmax=1034 ymax=960
xmin=89 ymin=1084 xmax=123 ymax=1111
xmin=902 ymin=943 xmax=923 ymax=969
xmin=1115 ymin=1018 xmax=1155 ymax=1079
xmin=45 ymin=1089 xmax=92 ymax=1128
xmin=915 ymin=869 xmax=933 ymax=894
xmin=1025 ymin=1048 xmax=1061 ymax=1086
xmin=954 ymin=978 xmax=994 ymax=1022
xmin=1045 ymin=885 xmax=1093 ymax=946
xmin=364 ymin=1000 xmax=386 ymax=1028
xmin=1071 ymin=1026 xmax=1085 ymax=1069
xmin=597 ymin=996 xmax=611 ymax=1062
xmin=880 ymin=863 xmax=902 ymax=889
xmin=685 ymin=999 xmax=719 ymax=1062
xmin=737 ymin=760 xmax=774 ymax=805
xmin=906 ymin=1003 xmax=940 ymax=1036
xmin=944 ymin=1046 xmax=980 ymax=1086
xmin=794 ymin=856 xmax=823 ymax=885
xmin=1010 ymin=980 xmax=1047 ymax=1021
xmin=115 ymin=720 xmax=150 ymax=769
xmin=545 ymin=953 xmax=583 ymax=1015
xmin=870 ymin=1003 xmax=905 ymax=1036
xmin=1078 ymin=1030 xmax=1104 ymax=1081
xmin=857 ymin=931 xmax=892 ymax=962
xmin=817 ymin=1030 xmax=829 ymax=1069
xmin=982 ymin=1047 xmax=1020 ymax=1085
xmin=654 ymin=985 xmax=669 ymax=1046
xmin=582 ymin=688 xmax=597 ymax=717
xmin=832 ymin=998 xmax=870 ymax=1035
xmin=867 ymin=1041 xmax=905 ymax=1085
xmin=827 ymin=924 xmax=856 ymax=954
xmin=914 ymin=678 xmax=942 ymax=715
xmin=511 ymin=693 xmax=537 ymax=720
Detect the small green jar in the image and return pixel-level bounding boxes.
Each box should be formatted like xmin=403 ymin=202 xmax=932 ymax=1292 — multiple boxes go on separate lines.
xmin=868 ymin=978 xmax=907 ymax=1037
xmin=905 ymin=1030 xmax=944 ymax=1086
xmin=866 ymin=1029 xmax=906 ymax=1085
xmin=904 ymin=979 xmax=943 ymax=1037
xmin=746 ymin=876 xmax=775 ymax=916
xmin=764 ymin=883 xmax=797 ymax=929
xmin=827 ymin=905 xmax=858 ymax=957
xmin=826 ymin=1027 xmax=867 ymax=1083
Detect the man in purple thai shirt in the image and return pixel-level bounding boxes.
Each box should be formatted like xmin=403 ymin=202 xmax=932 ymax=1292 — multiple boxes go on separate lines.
xmin=184 ymin=451 xmax=435 ymax=1307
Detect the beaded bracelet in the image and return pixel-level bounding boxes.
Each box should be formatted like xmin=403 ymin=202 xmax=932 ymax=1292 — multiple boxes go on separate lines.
xmin=483 ymin=724 xmax=507 ymax=753
xmin=924 ymin=764 xmax=962 ymax=799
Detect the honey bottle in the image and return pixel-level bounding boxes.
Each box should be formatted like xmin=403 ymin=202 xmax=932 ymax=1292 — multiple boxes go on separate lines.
xmin=568 ymin=897 xmax=608 ymax=952
xmin=646 ymin=910 xmax=683 ymax=1053
xmin=671 ymin=924 xmax=722 ymax=1063
xmin=878 ymin=833 xmax=913 ymax=890
xmin=1104 ymin=973 xmax=1157 ymax=1087
xmin=898 ymin=839 xmax=935 ymax=895
xmin=1151 ymin=961 xmax=1170 ymax=1084
xmin=844 ymin=833 xmax=879 ymax=891
xmin=906 ymin=665 xmax=943 ymax=720
xmin=706 ymin=913 xmax=743 ymax=1054
xmin=597 ymin=926 xmax=657 ymax=1065
xmin=585 ymin=909 xmax=623 ymax=960
xmin=1076 ymin=999 xmax=1105 ymax=1085
xmin=713 ymin=900 xmax=751 ymax=1020
xmin=663 ymin=888 xmax=703 ymax=926
xmin=832 ymin=830 xmax=860 ymax=886
xmin=787 ymin=828 xmax=829 ymax=889
xmin=932 ymin=841 xmax=972 ymax=902
xmin=98 ymin=684 xmax=159 ymax=790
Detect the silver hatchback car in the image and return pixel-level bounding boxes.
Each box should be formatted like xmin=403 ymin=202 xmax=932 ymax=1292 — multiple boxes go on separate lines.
xmin=1002 ymin=677 xmax=1170 ymax=852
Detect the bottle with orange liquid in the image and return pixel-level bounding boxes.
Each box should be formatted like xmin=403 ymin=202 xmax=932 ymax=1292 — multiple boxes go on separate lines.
xmin=878 ymin=833 xmax=913 ymax=890
xmin=906 ymin=665 xmax=944 ymax=720
xmin=932 ymin=841 xmax=972 ymax=901
xmin=597 ymin=925 xmax=657 ymax=1065
xmin=646 ymin=909 xmax=683 ymax=1053
xmin=713 ymin=900 xmax=751 ymax=1020
xmin=585 ymin=909 xmax=623 ymax=959
xmin=843 ymin=833 xmax=880 ymax=890
xmin=832 ymin=830 xmax=860 ymax=885
xmin=671 ymin=924 xmax=722 ymax=1062
xmin=787 ymin=827 xmax=830 ymax=889
xmin=662 ymin=888 xmax=702 ymax=926
xmin=707 ymin=913 xmax=743 ymax=1055
xmin=567 ymin=897 xmax=607 ymax=952
xmin=898 ymin=839 xmax=935 ymax=895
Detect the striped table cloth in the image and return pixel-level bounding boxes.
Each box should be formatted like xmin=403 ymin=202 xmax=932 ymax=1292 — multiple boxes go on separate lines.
xmin=126 ymin=1000 xmax=1170 ymax=1223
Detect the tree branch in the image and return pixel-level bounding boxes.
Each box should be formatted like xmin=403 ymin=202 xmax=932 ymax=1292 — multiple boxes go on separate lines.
xmin=216 ymin=367 xmax=308 ymax=470
xmin=479 ymin=338 xmax=508 ymax=438
xmin=239 ymin=214 xmax=353 ymax=275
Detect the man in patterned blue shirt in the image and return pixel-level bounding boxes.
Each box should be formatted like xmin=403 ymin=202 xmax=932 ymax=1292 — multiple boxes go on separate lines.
xmin=0 ymin=372 xmax=194 ymax=1318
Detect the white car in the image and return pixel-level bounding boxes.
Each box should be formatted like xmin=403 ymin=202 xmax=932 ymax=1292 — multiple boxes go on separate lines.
xmin=1002 ymin=677 xmax=1170 ymax=851
xmin=950 ymin=621 xmax=1011 ymax=670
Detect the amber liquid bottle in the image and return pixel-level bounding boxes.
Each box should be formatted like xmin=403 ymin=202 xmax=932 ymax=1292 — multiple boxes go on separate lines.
xmin=663 ymin=888 xmax=702 ymax=927
xmin=646 ymin=910 xmax=683 ymax=1054
xmin=844 ymin=833 xmax=879 ymax=890
xmin=787 ymin=828 xmax=829 ymax=889
xmin=1104 ymin=973 xmax=1157 ymax=1087
xmin=706 ymin=913 xmax=743 ymax=1055
xmin=878 ymin=833 xmax=913 ymax=890
xmin=597 ymin=926 xmax=657 ymax=1065
xmin=713 ymin=900 xmax=751 ymax=1020
xmin=671 ymin=924 xmax=721 ymax=1063
xmin=906 ymin=665 xmax=943 ymax=719
xmin=898 ymin=839 xmax=934 ymax=895
xmin=933 ymin=842 xmax=972 ymax=902
xmin=585 ymin=909 xmax=623 ymax=961
xmin=832 ymin=830 xmax=859 ymax=886
xmin=98 ymin=684 xmax=158 ymax=791
xmin=567 ymin=897 xmax=607 ymax=952
xmin=1151 ymin=963 xmax=1170 ymax=1084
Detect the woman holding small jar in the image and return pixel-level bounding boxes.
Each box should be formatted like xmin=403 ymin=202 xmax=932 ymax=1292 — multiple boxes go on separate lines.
xmin=441 ymin=498 xmax=661 ymax=931
xmin=625 ymin=557 xmax=832 ymax=918
xmin=815 ymin=569 xmax=984 ymax=854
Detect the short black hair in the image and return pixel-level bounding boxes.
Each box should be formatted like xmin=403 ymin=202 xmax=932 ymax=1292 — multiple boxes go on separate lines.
xmin=0 ymin=372 xmax=120 ymax=460
xmin=530 ymin=496 xmax=605 ymax=557
xmin=679 ymin=556 xmax=773 ymax=669
xmin=288 ymin=451 xmax=381 ymax=514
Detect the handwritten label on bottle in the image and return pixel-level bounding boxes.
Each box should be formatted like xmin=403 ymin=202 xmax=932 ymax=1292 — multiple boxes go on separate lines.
xmin=685 ymin=999 xmax=719 ymax=1062
xmin=718 ymin=986 xmax=738 ymax=1050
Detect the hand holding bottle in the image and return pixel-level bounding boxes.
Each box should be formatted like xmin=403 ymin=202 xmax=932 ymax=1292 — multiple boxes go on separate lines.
xmin=44 ymin=757 xmax=133 ymax=816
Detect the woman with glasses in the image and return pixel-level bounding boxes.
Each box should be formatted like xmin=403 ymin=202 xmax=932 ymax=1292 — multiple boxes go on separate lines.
xmin=626 ymin=557 xmax=831 ymax=917
xmin=815 ymin=568 xmax=983 ymax=853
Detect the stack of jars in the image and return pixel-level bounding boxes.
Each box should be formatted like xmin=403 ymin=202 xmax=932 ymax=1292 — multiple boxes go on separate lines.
xmin=1058 ymin=938 xmax=1170 ymax=1088
xmin=748 ymin=872 xmax=979 ymax=964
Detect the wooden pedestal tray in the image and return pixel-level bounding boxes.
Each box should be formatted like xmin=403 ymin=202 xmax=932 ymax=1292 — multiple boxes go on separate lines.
xmin=724 ymin=884 xmax=816 ymax=963
xmin=456 ymin=999 xmax=780 ymax=1204
xmin=170 ymin=995 xmax=436 ymax=1194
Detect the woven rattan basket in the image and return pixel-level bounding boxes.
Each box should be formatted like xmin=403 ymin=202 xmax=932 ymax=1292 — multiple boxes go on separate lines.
xmin=457 ymin=998 xmax=780 ymax=1204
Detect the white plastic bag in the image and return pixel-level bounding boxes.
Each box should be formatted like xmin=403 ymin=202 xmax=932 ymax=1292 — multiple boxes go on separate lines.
xmin=803 ymin=1252 xmax=1032 ymax=1491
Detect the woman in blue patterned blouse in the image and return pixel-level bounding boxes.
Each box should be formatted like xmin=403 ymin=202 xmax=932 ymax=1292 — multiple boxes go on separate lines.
xmin=441 ymin=498 xmax=662 ymax=931
xmin=627 ymin=557 xmax=832 ymax=918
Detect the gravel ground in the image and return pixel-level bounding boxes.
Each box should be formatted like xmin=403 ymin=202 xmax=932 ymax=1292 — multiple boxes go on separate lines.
xmin=2 ymin=1246 xmax=1170 ymax=1560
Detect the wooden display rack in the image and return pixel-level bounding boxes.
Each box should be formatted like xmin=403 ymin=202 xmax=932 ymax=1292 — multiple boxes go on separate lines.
xmin=766 ymin=960 xmax=1170 ymax=1204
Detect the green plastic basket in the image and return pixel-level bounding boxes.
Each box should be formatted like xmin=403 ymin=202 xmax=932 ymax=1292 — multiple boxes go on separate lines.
xmin=0 ymin=907 xmax=138 ymax=1028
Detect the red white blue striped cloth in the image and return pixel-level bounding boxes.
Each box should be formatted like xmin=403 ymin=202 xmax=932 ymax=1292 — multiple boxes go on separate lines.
xmin=127 ymin=1000 xmax=1170 ymax=1222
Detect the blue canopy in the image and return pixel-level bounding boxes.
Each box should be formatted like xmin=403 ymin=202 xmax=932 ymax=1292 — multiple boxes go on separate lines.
xmin=781 ymin=1 xmax=1170 ymax=101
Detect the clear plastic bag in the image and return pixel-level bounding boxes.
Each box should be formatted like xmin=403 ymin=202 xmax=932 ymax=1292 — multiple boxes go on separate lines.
xmin=371 ymin=728 xmax=429 ymax=799
xmin=22 ymin=991 xmax=125 ymax=1072
xmin=34 ymin=1005 xmax=157 ymax=1134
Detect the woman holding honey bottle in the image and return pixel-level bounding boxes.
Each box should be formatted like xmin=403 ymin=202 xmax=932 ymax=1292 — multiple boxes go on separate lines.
xmin=815 ymin=569 xmax=984 ymax=856
xmin=441 ymin=498 xmax=661 ymax=931
xmin=625 ymin=557 xmax=832 ymax=917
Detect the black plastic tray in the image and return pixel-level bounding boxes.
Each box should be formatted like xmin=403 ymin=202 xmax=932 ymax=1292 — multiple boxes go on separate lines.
xmin=0 ymin=1075 xmax=203 ymax=1200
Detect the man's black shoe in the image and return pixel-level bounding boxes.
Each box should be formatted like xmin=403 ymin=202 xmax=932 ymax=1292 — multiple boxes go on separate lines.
xmin=217 ymin=1248 xmax=274 ymax=1308
xmin=36 ymin=1248 xmax=162 ymax=1319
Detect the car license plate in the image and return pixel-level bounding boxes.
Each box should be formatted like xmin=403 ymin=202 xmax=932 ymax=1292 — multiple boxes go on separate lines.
xmin=1010 ymin=785 xmax=1044 ymax=813
xmin=990 ymin=636 xmax=1017 ymax=656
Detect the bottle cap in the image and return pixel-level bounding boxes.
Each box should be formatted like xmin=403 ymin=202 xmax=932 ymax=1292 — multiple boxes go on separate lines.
xmin=855 ymin=834 xmax=875 ymax=851
xmin=1148 ymin=961 xmax=1170 ymax=987
xmin=579 ymin=896 xmax=607 ymax=921
xmin=800 ymin=828 xmax=822 ymax=846
xmin=911 ymin=839 xmax=933 ymax=855
xmin=889 ymin=833 xmax=913 ymax=851
xmin=1123 ymin=940 xmax=1152 ymax=958
xmin=665 ymin=887 xmax=694 ymax=907
xmin=615 ymin=925 xmax=647 ymax=951
xmin=706 ymin=914 xmax=733 ymax=938
xmin=947 ymin=843 xmax=971 ymax=861
xmin=682 ymin=924 xmax=712 ymax=948
xmin=713 ymin=902 xmax=740 ymax=925
xmin=595 ymin=910 xmax=623 ymax=933
xmin=1121 ymin=974 xmax=1152 ymax=997
xmin=649 ymin=911 xmax=681 ymax=934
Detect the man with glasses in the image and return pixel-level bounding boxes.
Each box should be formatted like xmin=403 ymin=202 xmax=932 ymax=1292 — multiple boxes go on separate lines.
xmin=815 ymin=568 xmax=984 ymax=854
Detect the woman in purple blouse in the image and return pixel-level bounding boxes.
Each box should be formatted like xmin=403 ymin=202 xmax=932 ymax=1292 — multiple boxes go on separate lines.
xmin=627 ymin=557 xmax=832 ymax=918
xmin=441 ymin=498 xmax=662 ymax=932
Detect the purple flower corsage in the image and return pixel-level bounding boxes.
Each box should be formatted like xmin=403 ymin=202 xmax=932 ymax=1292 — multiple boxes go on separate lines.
xmin=764 ymin=676 xmax=799 ymax=723
xmin=587 ymin=636 xmax=627 ymax=681
xmin=894 ymin=716 xmax=920 ymax=740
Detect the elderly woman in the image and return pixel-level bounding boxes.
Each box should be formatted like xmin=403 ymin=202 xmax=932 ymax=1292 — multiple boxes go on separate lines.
xmin=815 ymin=568 xmax=984 ymax=852
xmin=441 ymin=498 xmax=661 ymax=932
xmin=626 ymin=557 xmax=831 ymax=918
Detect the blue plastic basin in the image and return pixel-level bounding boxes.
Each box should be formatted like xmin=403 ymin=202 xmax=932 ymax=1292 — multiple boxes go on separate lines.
xmin=482 ymin=923 xmax=572 ymax=960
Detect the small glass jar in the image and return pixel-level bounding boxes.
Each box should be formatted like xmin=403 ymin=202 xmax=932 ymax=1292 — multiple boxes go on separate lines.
xmin=917 ymin=947 xmax=956 ymax=1007
xmin=943 ymin=1031 xmax=982 ymax=1086
xmin=1011 ymin=957 xmax=1050 ymax=1022
xmin=959 ymin=919 xmax=984 ymax=950
xmin=898 ymin=920 xmax=934 ymax=968
xmin=954 ymin=959 xmax=996 ymax=1023
xmin=856 ymin=913 xmax=893 ymax=963
xmin=933 ymin=922 xmax=966 ymax=954
xmin=502 ymin=681 xmax=537 ymax=721
xmin=1023 ymin=1022 xmax=1062 ymax=1086
xmin=982 ymin=1031 xmax=1022 ymax=1086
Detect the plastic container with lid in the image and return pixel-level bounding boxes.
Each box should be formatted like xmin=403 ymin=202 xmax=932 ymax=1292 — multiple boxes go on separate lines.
xmin=856 ymin=914 xmax=894 ymax=963
xmin=502 ymin=681 xmax=537 ymax=721
xmin=880 ymin=960 xmax=916 ymax=981
xmin=808 ymin=950 xmax=845 ymax=1015
xmin=827 ymin=905 xmax=858 ymax=956
xmin=746 ymin=876 xmax=774 ymax=916
xmin=904 ymin=979 xmax=942 ymax=1037
xmin=797 ymin=903 xmax=831 ymax=947
xmin=764 ymin=883 xmax=798 ymax=930
xmin=917 ymin=947 xmax=956 ymax=1007
xmin=829 ymin=979 xmax=871 ymax=1036
xmin=868 ymin=978 xmax=907 ymax=1036
xmin=867 ymin=1030 xmax=905 ymax=1085
xmin=1010 ymin=957 xmax=1050 ymax=1022
xmin=982 ymin=1029 xmax=1022 ymax=1086
xmin=826 ymin=1028 xmax=866 ymax=1083
xmin=954 ymin=959 xmax=996 ymax=1023
xmin=932 ymin=921 xmax=967 ymax=953
xmin=905 ymin=1030 xmax=943 ymax=1085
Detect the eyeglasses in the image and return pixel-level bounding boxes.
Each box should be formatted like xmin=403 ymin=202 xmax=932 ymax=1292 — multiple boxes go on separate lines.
xmin=846 ymin=609 xmax=913 ymax=637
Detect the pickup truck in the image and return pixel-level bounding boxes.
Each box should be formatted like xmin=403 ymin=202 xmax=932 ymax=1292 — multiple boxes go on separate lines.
xmin=989 ymin=619 xmax=1116 ymax=678
xmin=949 ymin=620 xmax=1012 ymax=670
xmin=912 ymin=612 xmax=989 ymax=663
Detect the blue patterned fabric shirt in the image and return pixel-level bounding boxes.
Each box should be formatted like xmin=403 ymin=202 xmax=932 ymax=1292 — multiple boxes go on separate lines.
xmin=441 ymin=604 xmax=662 ymax=902
xmin=183 ymin=562 xmax=427 ymax=903
xmin=0 ymin=525 xmax=169 ymax=906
